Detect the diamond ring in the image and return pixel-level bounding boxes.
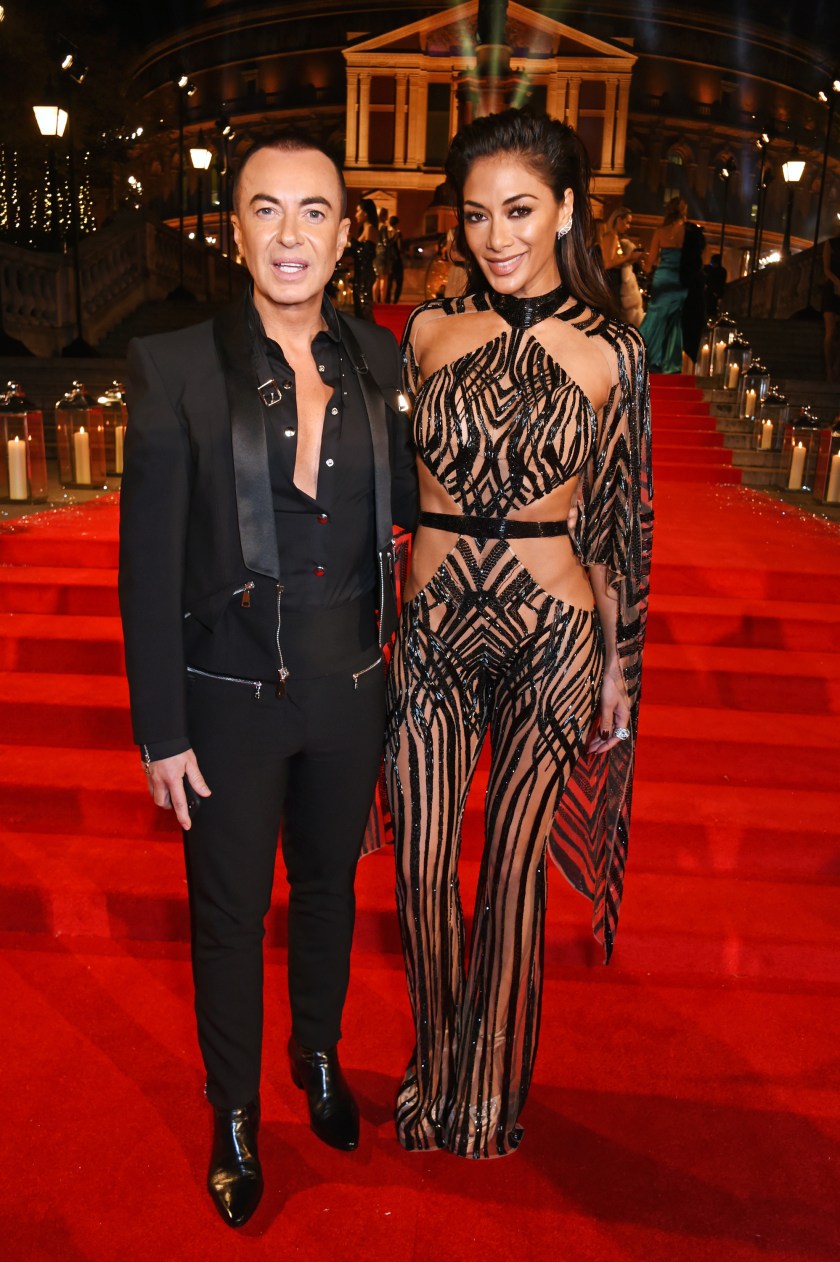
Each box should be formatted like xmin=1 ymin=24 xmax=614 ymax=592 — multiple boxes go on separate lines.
xmin=613 ymin=726 xmax=630 ymax=741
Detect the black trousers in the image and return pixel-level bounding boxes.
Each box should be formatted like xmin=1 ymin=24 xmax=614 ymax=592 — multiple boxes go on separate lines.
xmin=183 ymin=656 xmax=385 ymax=1109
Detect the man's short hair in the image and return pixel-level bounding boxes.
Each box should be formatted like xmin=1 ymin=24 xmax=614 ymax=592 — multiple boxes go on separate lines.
xmin=232 ymin=131 xmax=347 ymax=217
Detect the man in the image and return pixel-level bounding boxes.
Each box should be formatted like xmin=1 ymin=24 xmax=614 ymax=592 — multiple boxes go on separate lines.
xmin=118 ymin=134 xmax=417 ymax=1229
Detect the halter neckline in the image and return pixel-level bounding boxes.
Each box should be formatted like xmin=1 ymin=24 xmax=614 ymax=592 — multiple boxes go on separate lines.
xmin=487 ymin=279 xmax=570 ymax=329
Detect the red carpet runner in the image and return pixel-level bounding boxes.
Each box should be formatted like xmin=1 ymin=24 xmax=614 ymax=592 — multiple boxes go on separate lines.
xmin=1 ymin=373 xmax=839 ymax=1260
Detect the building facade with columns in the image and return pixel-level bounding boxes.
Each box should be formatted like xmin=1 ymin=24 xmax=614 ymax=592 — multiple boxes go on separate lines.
xmin=126 ymin=0 xmax=839 ymax=269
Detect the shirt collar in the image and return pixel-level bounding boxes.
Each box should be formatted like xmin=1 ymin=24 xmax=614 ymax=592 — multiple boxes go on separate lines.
xmin=247 ymin=286 xmax=342 ymax=360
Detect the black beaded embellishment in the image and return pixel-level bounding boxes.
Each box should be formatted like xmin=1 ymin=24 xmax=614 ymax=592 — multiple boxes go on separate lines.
xmin=487 ymin=279 xmax=570 ymax=329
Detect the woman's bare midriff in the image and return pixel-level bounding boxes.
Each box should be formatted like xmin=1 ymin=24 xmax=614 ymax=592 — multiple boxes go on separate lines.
xmin=405 ymin=461 xmax=594 ymax=610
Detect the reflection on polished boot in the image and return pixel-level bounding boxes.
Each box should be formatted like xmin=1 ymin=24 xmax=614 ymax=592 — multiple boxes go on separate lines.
xmin=207 ymin=1097 xmax=263 ymax=1228
xmin=289 ymin=1035 xmax=360 ymax=1151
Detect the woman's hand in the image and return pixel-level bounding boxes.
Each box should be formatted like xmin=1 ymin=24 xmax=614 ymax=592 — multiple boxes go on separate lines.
xmin=588 ymin=660 xmax=632 ymax=754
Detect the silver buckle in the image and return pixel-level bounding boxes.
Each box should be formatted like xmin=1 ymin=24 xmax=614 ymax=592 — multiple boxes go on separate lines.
xmin=258 ymin=379 xmax=283 ymax=407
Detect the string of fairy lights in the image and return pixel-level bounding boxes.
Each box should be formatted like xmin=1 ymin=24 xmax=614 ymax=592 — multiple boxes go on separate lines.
xmin=0 ymin=145 xmax=96 ymax=246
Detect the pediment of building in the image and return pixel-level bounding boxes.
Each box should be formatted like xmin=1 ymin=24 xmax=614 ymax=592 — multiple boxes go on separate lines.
xmin=344 ymin=1 xmax=636 ymax=67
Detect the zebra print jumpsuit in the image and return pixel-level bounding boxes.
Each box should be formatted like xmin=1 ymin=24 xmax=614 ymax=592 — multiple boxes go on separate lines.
xmin=385 ymin=292 xmax=653 ymax=1159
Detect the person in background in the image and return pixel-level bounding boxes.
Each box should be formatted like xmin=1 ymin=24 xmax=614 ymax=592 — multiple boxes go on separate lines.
xmin=373 ymin=206 xmax=391 ymax=304
xmin=679 ymin=213 xmax=707 ymax=371
xmin=599 ymin=207 xmax=643 ymax=323
xmin=640 ymin=195 xmax=688 ymax=373
xmin=703 ymin=252 xmax=728 ymax=320
xmin=386 ymin=216 xmax=404 ymax=303
xmin=821 ymin=234 xmax=840 ymax=382
xmin=351 ymin=198 xmax=378 ymax=320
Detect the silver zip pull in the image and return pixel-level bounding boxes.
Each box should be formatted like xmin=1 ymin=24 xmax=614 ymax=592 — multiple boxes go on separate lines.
xmin=275 ymin=584 xmax=289 ymax=698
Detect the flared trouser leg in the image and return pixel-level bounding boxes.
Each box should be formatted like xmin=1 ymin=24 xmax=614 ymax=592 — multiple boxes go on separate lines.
xmin=386 ymin=540 xmax=603 ymax=1157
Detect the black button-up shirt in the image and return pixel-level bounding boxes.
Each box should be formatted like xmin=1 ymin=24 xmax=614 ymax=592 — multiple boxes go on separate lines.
xmin=184 ymin=298 xmax=379 ymax=686
xmin=263 ymin=299 xmax=376 ymax=608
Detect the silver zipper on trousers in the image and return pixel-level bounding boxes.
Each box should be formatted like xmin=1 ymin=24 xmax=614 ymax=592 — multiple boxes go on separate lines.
xmin=275 ymin=584 xmax=290 ymax=697
xmin=353 ymin=655 xmax=383 ymax=689
xmin=187 ymin=664 xmax=263 ymax=700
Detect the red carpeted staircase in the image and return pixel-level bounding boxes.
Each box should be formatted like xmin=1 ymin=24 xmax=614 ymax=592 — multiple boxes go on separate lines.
xmin=650 ymin=373 xmax=742 ymax=484
xmin=2 ymin=406 xmax=840 ymax=1258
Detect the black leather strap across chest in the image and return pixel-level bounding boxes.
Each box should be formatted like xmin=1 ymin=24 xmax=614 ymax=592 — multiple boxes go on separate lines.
xmin=419 ymin=511 xmax=568 ymax=540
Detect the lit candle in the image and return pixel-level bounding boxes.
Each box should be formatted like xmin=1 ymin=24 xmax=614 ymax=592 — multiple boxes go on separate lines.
xmin=744 ymin=388 xmax=757 ymax=418
xmin=7 ymin=435 xmax=28 ymax=500
xmin=726 ymin=361 xmax=740 ymax=390
xmin=787 ymin=441 xmax=806 ymax=490
xmin=74 ymin=426 xmax=92 ymax=485
xmin=114 ymin=424 xmax=125 ymax=475
xmin=827 ymin=452 xmax=840 ymax=503
xmin=759 ymin=419 xmax=773 ymax=450
xmin=713 ymin=340 xmax=727 ymax=375
xmin=697 ymin=343 xmax=711 ymax=375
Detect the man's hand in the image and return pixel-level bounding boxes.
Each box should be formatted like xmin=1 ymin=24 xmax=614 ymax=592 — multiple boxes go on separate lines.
xmin=143 ymin=749 xmax=211 ymax=830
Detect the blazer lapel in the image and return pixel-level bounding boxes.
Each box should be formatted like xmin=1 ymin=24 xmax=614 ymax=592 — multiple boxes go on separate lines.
xmin=213 ymin=295 xmax=281 ymax=580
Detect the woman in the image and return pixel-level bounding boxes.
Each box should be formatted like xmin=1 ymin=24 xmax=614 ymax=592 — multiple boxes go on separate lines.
xmin=351 ymin=198 xmax=377 ymax=321
xmin=601 ymin=206 xmax=644 ymax=327
xmin=385 ymin=109 xmax=653 ymax=1159
xmin=640 ymin=196 xmax=688 ymax=373
xmin=373 ymin=206 xmax=391 ymax=304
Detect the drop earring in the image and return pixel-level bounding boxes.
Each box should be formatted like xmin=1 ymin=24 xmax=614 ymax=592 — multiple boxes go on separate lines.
xmin=556 ymin=218 xmax=573 ymax=239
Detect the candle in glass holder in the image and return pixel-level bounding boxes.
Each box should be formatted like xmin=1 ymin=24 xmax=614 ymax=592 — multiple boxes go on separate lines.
xmin=7 ymin=435 xmax=28 ymax=500
xmin=115 ymin=424 xmax=125 ymax=475
xmin=726 ymin=361 xmax=740 ymax=390
xmin=697 ymin=343 xmax=710 ymax=375
xmin=745 ymin=388 xmax=757 ymax=418
xmin=787 ymin=441 xmax=806 ymax=490
xmin=713 ymin=340 xmax=727 ymax=374
xmin=827 ymin=452 xmax=840 ymax=503
xmin=74 ymin=426 xmax=92 ymax=485
xmin=760 ymin=420 xmax=773 ymax=450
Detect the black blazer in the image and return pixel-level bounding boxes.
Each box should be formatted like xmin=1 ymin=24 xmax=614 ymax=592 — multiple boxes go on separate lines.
xmin=118 ymin=293 xmax=417 ymax=752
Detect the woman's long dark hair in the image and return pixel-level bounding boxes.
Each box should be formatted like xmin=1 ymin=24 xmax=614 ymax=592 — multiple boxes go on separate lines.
xmin=358 ymin=197 xmax=378 ymax=228
xmin=444 ymin=108 xmax=618 ymax=317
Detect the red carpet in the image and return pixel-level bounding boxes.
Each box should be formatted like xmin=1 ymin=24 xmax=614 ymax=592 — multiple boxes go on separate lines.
xmin=2 ymin=373 xmax=840 ymax=1260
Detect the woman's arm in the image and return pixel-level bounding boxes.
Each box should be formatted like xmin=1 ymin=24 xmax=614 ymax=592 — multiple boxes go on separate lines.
xmin=644 ymin=229 xmax=661 ymax=272
xmin=600 ymin=230 xmax=623 ymax=271
xmin=587 ymin=563 xmax=632 ymax=754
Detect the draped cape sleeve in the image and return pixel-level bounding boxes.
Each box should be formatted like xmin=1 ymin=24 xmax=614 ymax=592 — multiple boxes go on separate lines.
xmin=549 ymin=319 xmax=653 ymax=961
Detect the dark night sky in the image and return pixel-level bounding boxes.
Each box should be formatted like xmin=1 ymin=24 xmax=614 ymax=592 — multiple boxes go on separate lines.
xmin=108 ymin=1 xmax=840 ymax=56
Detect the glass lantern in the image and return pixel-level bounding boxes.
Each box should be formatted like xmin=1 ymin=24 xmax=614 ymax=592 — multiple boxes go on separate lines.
xmin=721 ymin=337 xmax=751 ymax=392
xmin=780 ymin=411 xmax=820 ymax=492
xmin=816 ymin=423 xmax=840 ymax=503
xmin=0 ymin=382 xmax=49 ymax=503
xmin=739 ymin=360 xmax=771 ymax=421
xmin=694 ymin=319 xmax=715 ymax=378
xmin=709 ymin=314 xmax=737 ymax=378
xmin=56 ymin=382 xmax=107 ymax=488
xmin=97 ymin=382 xmax=128 ymax=475
xmin=754 ymin=388 xmax=788 ymax=453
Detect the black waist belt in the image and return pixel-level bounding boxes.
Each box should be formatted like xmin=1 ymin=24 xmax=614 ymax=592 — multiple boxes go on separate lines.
xmin=419 ymin=511 xmax=569 ymax=540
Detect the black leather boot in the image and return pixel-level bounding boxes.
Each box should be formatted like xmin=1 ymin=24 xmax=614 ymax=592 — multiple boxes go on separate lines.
xmin=207 ymin=1097 xmax=263 ymax=1228
xmin=289 ymin=1036 xmax=360 ymax=1151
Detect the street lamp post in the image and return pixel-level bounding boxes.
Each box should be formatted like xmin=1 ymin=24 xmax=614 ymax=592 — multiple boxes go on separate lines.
xmin=189 ymin=142 xmax=213 ymax=245
xmin=170 ymin=73 xmax=196 ymax=299
xmin=33 ymin=102 xmax=93 ymax=355
xmin=718 ymin=165 xmax=731 ymax=260
xmin=782 ymin=150 xmax=805 ymax=257
xmin=747 ymin=133 xmax=771 ymax=317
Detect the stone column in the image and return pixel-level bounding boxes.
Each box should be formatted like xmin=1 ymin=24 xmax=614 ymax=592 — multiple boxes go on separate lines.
xmin=613 ymin=77 xmax=631 ymax=174
xmin=394 ymin=72 xmax=408 ymax=166
xmin=345 ymin=71 xmax=359 ymax=166
xmin=357 ymin=72 xmax=372 ymax=168
xmin=448 ymin=74 xmax=459 ymax=140
xmin=407 ymin=73 xmax=428 ymax=167
xmin=601 ymin=78 xmax=618 ymax=172
xmin=547 ymin=73 xmax=566 ymax=122
xmin=567 ymin=77 xmax=581 ymax=130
